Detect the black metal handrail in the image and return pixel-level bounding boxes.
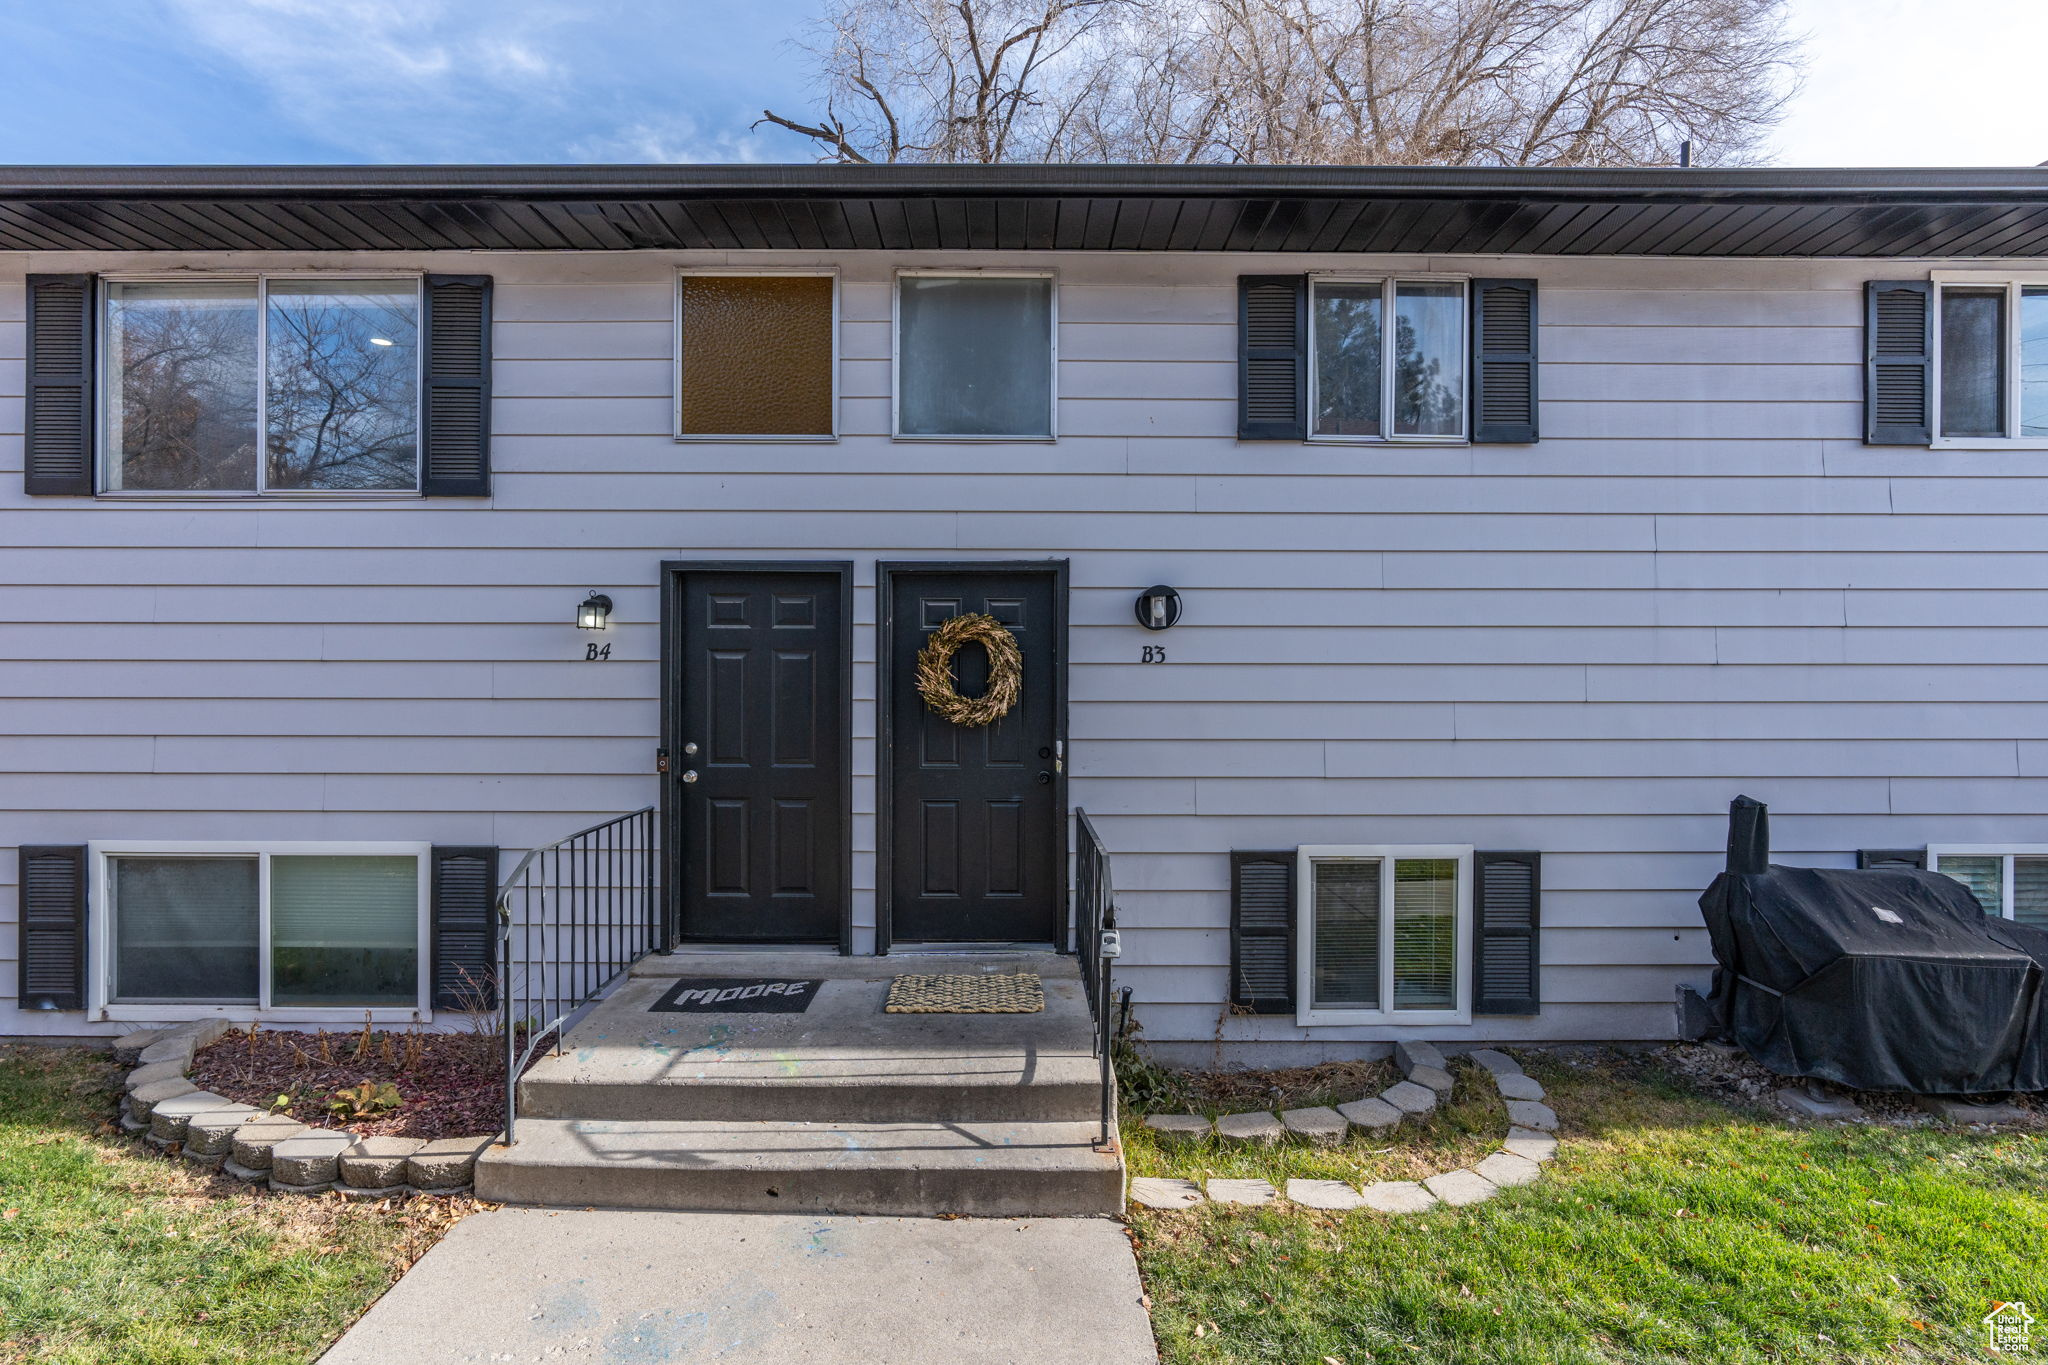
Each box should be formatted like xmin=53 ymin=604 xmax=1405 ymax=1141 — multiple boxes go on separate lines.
xmin=497 ymin=806 xmax=658 ymax=1145
xmin=1074 ymin=807 xmax=1118 ymax=1148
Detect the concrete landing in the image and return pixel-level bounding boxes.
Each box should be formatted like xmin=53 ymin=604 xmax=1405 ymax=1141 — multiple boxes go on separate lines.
xmin=476 ymin=1117 xmax=1123 ymax=1216
xmin=320 ymin=1207 xmax=1158 ymax=1365
xmin=521 ymin=951 xmax=1098 ymax=1123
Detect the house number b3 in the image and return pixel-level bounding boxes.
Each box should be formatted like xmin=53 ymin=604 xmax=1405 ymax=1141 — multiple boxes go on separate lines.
xmin=1140 ymin=645 xmax=1167 ymax=664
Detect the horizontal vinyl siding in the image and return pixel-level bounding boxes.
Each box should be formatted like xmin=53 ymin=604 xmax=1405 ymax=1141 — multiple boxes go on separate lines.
xmin=2 ymin=249 xmax=2043 ymax=1049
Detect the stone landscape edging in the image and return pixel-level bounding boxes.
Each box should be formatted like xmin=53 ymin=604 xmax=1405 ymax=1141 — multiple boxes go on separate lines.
xmin=1131 ymin=1044 xmax=1560 ymax=1214
xmin=112 ymin=1020 xmax=499 ymax=1199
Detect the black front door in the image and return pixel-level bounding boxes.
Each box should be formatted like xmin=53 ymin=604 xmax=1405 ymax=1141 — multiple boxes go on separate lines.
xmin=884 ymin=564 xmax=1064 ymax=944
xmin=671 ymin=566 xmax=848 ymax=944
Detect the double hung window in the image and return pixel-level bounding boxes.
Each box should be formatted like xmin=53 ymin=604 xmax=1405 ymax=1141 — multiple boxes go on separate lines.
xmin=1930 ymin=274 xmax=2048 ymax=445
xmin=1297 ymin=846 xmax=1471 ymax=1024
xmin=1310 ymin=277 xmax=1468 ymax=442
xmin=98 ymin=843 xmax=429 ymax=1015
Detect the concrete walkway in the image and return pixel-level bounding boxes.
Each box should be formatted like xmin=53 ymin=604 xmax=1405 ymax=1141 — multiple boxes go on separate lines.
xmin=322 ymin=1207 xmax=1157 ymax=1365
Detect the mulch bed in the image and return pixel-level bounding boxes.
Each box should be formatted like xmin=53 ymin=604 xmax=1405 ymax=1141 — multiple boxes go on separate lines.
xmin=1172 ymin=1058 xmax=1397 ymax=1113
xmin=190 ymin=1025 xmax=504 ymax=1141
xmin=1658 ymin=1042 xmax=2048 ymax=1129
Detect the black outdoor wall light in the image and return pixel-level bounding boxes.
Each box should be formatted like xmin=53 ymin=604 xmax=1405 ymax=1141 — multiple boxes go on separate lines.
xmin=576 ymin=592 xmax=614 ymax=630
xmin=1135 ymin=585 xmax=1182 ymax=631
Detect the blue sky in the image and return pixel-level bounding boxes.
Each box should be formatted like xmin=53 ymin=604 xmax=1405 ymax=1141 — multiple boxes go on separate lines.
xmin=0 ymin=0 xmax=2043 ymax=168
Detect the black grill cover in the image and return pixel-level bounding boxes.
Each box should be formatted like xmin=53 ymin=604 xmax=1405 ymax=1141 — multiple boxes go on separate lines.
xmin=1698 ymin=864 xmax=2044 ymax=1093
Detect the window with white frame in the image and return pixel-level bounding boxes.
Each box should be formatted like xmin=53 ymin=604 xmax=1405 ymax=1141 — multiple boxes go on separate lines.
xmin=1931 ymin=274 xmax=2048 ymax=444
xmin=1310 ymin=276 xmax=1467 ymax=442
xmin=676 ymin=269 xmax=838 ymax=440
xmin=1297 ymin=845 xmax=1471 ymax=1024
xmin=96 ymin=843 xmax=429 ymax=1013
xmin=1928 ymin=846 xmax=2048 ymax=927
xmin=102 ymin=276 xmax=422 ymax=492
xmin=894 ymin=271 xmax=1055 ymax=439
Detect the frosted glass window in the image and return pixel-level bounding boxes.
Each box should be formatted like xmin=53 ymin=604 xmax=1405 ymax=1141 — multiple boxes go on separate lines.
xmin=266 ymin=280 xmax=419 ymax=489
xmin=1391 ymin=858 xmax=1458 ymax=1010
xmin=270 ymin=856 xmax=419 ymax=1006
xmin=2022 ymin=288 xmax=2048 ymax=438
xmin=1394 ymin=284 xmax=1467 ymax=437
xmin=1941 ymin=288 xmax=2007 ymax=439
xmin=1311 ymin=860 xmax=1380 ymax=1009
xmin=1939 ymin=856 xmax=2003 ymax=916
xmin=112 ymin=857 xmax=259 ymax=1002
xmin=679 ymin=275 xmax=835 ymax=437
xmin=106 ymin=281 xmax=260 ymax=491
xmin=897 ymin=275 xmax=1053 ymax=437
xmin=1313 ymin=283 xmax=1383 ymax=436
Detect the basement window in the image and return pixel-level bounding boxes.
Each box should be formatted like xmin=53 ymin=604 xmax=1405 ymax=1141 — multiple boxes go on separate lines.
xmin=676 ymin=269 xmax=838 ymax=440
xmin=1297 ymin=845 xmax=1472 ymax=1025
xmin=94 ymin=842 xmax=430 ymax=1019
xmin=102 ymin=276 xmax=422 ymax=493
xmin=1310 ymin=276 xmax=1468 ymax=443
xmin=1930 ymin=273 xmax=2048 ymax=446
xmin=1928 ymin=845 xmax=2048 ymax=926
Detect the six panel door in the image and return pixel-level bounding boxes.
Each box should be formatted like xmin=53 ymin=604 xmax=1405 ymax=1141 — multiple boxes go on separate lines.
xmin=887 ymin=568 xmax=1061 ymax=943
xmin=676 ymin=571 xmax=845 ymax=943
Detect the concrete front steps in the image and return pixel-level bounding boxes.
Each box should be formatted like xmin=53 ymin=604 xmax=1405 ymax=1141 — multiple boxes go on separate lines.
xmin=479 ymin=1117 xmax=1121 ymax=1216
xmin=477 ymin=950 xmax=1122 ymax=1216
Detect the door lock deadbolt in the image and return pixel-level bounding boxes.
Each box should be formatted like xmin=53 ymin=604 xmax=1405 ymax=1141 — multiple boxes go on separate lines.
xmin=683 ymin=741 xmax=700 ymax=756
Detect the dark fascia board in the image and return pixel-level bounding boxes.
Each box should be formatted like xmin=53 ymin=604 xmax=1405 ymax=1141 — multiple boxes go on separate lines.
xmin=6 ymin=163 xmax=2048 ymax=206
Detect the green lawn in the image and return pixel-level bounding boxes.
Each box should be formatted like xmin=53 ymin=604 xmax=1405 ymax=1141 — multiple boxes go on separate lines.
xmin=0 ymin=1045 xmax=465 ymax=1365
xmin=1125 ymin=1048 xmax=2048 ymax=1365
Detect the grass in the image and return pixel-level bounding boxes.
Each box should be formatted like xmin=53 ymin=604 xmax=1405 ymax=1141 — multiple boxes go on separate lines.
xmin=0 ymin=1045 xmax=470 ymax=1365
xmin=1124 ymin=1048 xmax=2048 ymax=1365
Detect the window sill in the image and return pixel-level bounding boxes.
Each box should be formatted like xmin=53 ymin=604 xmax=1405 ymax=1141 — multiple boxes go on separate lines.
xmin=1929 ymin=440 xmax=2048 ymax=451
xmin=96 ymin=1003 xmax=431 ymax=1025
xmin=674 ymin=434 xmax=839 ymax=444
xmin=1305 ymin=438 xmax=1471 ymax=447
xmin=1296 ymin=1008 xmax=1470 ymax=1028
xmin=891 ymin=433 xmax=1059 ymax=444
xmin=95 ymin=490 xmax=427 ymax=501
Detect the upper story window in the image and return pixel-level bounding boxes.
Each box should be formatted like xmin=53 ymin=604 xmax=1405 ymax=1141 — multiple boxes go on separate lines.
xmin=895 ymin=271 xmax=1055 ymax=440
xmin=1931 ymin=274 xmax=2048 ymax=446
xmin=676 ymin=269 xmax=837 ymax=440
xmin=1297 ymin=844 xmax=1471 ymax=1025
xmin=1311 ymin=276 xmax=1467 ymax=442
xmin=102 ymin=276 xmax=421 ymax=494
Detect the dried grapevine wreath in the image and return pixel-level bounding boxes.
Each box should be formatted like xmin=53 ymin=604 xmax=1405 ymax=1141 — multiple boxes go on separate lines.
xmin=915 ymin=613 xmax=1023 ymax=727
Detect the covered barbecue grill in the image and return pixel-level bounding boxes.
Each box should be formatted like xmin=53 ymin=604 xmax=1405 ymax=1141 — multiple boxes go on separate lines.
xmin=1696 ymin=797 xmax=2048 ymax=1094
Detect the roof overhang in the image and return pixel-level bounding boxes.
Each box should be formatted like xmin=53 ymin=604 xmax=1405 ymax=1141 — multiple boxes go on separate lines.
xmin=5 ymin=164 xmax=2048 ymax=257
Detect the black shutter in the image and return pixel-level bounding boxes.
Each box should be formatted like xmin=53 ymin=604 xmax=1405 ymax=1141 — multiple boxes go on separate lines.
xmin=18 ymin=845 xmax=86 ymax=1010
xmin=1866 ymin=281 xmax=1932 ymax=445
xmin=1473 ymin=849 xmax=1540 ymax=1015
xmin=421 ymin=275 xmax=493 ymax=496
xmin=1858 ymin=848 xmax=1927 ymax=871
xmin=1470 ymin=278 xmax=1539 ymax=444
xmin=1229 ymin=850 xmax=1295 ymax=1013
xmin=25 ymin=275 xmax=95 ymax=496
xmin=431 ymin=845 xmax=499 ymax=1010
xmin=1238 ymin=276 xmax=1306 ymax=440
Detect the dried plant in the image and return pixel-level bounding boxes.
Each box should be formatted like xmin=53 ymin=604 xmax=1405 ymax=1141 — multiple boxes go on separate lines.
xmin=317 ymin=1032 xmax=334 ymax=1065
xmin=352 ymin=1013 xmax=376 ymax=1062
xmin=445 ymin=964 xmax=503 ymax=1038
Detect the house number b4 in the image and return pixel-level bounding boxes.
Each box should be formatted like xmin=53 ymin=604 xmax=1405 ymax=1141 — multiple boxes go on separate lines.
xmin=585 ymin=643 xmax=612 ymax=661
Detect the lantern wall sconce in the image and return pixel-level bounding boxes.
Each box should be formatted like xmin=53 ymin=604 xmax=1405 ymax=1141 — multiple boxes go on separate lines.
xmin=1134 ymin=585 xmax=1182 ymax=631
xmin=576 ymin=592 xmax=614 ymax=631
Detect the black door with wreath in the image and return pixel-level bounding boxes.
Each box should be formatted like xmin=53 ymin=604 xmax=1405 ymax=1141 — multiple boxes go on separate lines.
xmin=883 ymin=564 xmax=1064 ymax=945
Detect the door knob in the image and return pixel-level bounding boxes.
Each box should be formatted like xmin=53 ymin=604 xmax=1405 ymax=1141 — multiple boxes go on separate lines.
xmin=681 ymin=770 xmax=699 ymax=784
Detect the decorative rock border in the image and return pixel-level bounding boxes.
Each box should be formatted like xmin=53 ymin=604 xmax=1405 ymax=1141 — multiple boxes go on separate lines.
xmin=111 ymin=1022 xmax=497 ymax=1199
xmin=1131 ymin=1045 xmax=1560 ymax=1215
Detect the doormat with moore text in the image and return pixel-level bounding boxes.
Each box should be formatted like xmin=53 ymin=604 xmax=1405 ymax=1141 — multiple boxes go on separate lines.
xmin=649 ymin=977 xmax=824 ymax=1014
